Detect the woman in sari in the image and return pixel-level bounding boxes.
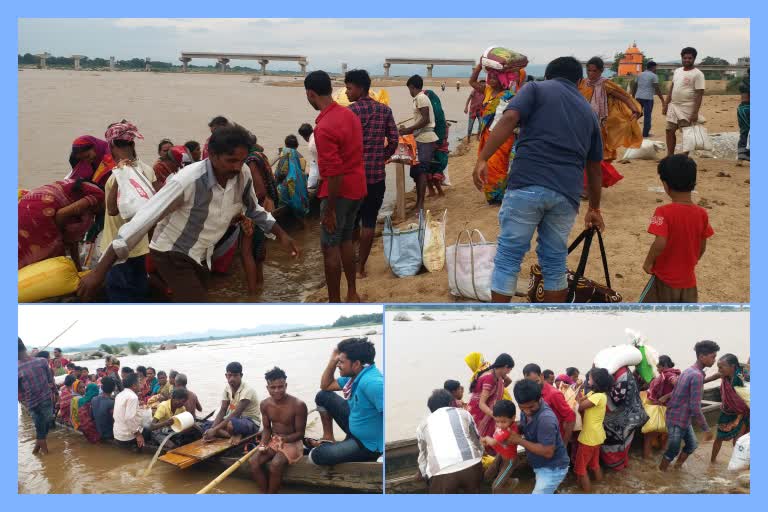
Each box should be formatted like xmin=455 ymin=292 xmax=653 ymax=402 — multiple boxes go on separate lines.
xmin=275 ymin=135 xmax=310 ymax=219
xmin=467 ymin=353 xmax=515 ymax=443
xmin=469 ymin=58 xmax=527 ymax=205
xmin=57 ymin=374 xmax=78 ymax=426
xmin=711 ymin=354 xmax=750 ymax=463
xmin=18 ymin=178 xmax=105 ymax=269
xmin=72 ymin=383 xmax=101 ymax=443
xmin=642 ymin=355 xmax=681 ymax=458
xmin=66 ymin=136 xmax=116 ymax=189
xmin=601 ymin=365 xmax=649 ymax=470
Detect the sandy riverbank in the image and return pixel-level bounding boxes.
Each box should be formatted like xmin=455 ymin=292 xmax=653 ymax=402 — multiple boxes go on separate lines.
xmin=307 ymin=94 xmax=750 ymax=303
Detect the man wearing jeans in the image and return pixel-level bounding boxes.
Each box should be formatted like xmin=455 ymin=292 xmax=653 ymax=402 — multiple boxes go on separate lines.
xmin=18 ymin=338 xmax=57 ymax=455
xmin=660 ymin=340 xmax=719 ymax=471
xmin=473 ymin=56 xmax=605 ymax=303
xmin=311 ymin=337 xmax=383 ymax=465
xmin=632 ymin=61 xmax=666 ymax=137
xmin=509 ymin=379 xmax=570 ymax=493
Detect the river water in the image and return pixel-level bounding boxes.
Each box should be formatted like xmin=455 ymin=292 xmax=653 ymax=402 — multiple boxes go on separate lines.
xmin=18 ymin=69 xmax=471 ymax=302
xmin=385 ymin=309 xmax=750 ymax=494
xmin=18 ymin=325 xmax=382 ymax=494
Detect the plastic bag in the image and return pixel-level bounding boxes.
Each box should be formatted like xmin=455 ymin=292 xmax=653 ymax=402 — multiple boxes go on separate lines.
xmin=383 ymin=213 xmax=425 ymax=278
xmin=423 ymin=209 xmax=447 ymax=272
xmin=728 ymin=433 xmax=750 ymax=471
xmin=622 ymin=139 xmax=665 ymax=160
xmin=641 ymin=403 xmax=667 ymax=433
xmin=446 ymin=229 xmax=497 ymax=302
xmin=114 ymin=164 xmax=155 ymax=220
xmin=736 ymin=384 xmax=750 ymax=407
xmin=682 ymin=123 xmax=713 ymax=153
xmin=594 ymin=345 xmax=643 ymax=375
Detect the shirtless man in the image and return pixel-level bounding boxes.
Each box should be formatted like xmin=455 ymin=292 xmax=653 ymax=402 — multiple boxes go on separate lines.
xmin=249 ymin=367 xmax=308 ymax=494
xmin=203 ymin=362 xmax=261 ymax=446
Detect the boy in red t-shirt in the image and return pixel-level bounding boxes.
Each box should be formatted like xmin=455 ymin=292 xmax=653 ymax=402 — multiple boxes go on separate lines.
xmin=641 ymin=155 xmax=714 ymax=303
xmin=480 ymin=400 xmax=521 ymax=493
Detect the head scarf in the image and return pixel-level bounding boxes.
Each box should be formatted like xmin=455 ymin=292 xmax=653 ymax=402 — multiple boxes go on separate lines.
xmin=555 ymin=373 xmax=575 ymax=386
xmin=68 ymin=136 xmax=109 ymax=181
xmin=78 ymin=383 xmax=100 ymax=407
xmin=104 ymin=121 xmax=144 ymax=144
xmin=586 ymin=75 xmax=610 ymax=122
xmin=486 ymin=68 xmax=521 ymax=91
xmin=720 ymin=366 xmax=749 ymax=416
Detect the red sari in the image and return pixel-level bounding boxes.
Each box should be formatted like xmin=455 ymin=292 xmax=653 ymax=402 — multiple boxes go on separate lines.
xmin=18 ymin=179 xmax=104 ymax=268
xmin=468 ymin=371 xmax=505 ymax=439
xmin=77 ymin=402 xmax=101 ymax=443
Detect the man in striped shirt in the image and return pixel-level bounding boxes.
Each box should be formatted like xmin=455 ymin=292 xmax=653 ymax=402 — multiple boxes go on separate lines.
xmin=416 ymin=389 xmax=484 ymax=493
xmin=78 ymin=125 xmax=299 ymax=302
xmin=660 ymin=339 xmax=719 ymax=471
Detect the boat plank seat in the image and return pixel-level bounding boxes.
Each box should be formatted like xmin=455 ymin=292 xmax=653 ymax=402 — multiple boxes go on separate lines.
xmin=160 ymin=434 xmax=258 ymax=467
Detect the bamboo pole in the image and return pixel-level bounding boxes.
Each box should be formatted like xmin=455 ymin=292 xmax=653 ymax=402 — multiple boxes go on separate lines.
xmin=395 ymin=162 xmax=406 ymax=221
xmin=196 ymin=445 xmax=261 ymax=494
xmin=40 ymin=320 xmax=78 ymax=351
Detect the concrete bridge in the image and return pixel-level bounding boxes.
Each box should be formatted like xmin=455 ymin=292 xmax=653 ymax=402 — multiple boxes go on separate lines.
xmin=383 ymin=58 xmax=476 ymax=78
xmin=179 ymin=52 xmax=309 ymax=74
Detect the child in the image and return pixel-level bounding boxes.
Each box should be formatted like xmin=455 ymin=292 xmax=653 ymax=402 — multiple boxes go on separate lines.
xmin=443 ymin=379 xmax=467 ymax=409
xmin=576 ymin=368 xmax=613 ymax=493
xmin=641 ymin=155 xmax=714 ymax=303
xmin=737 ymin=86 xmax=750 ymax=164
xmin=481 ymin=400 xmax=521 ymax=493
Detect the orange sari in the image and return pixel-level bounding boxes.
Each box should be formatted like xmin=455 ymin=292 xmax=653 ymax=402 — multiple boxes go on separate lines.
xmin=578 ymin=79 xmax=642 ymax=161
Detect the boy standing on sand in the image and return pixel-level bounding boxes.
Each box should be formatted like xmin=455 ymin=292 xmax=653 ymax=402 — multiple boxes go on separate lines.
xmin=641 ymin=155 xmax=714 ymax=303
xmin=660 ymin=340 xmax=719 ymax=471
xmin=249 ymin=367 xmax=308 ymax=494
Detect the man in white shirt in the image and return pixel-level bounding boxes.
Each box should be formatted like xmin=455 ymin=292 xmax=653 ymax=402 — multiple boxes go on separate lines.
xmin=416 ymin=389 xmax=484 ymax=493
xmin=78 ymin=124 xmax=300 ymax=302
xmin=113 ymin=373 xmax=151 ymax=449
xmin=663 ymin=47 xmax=706 ymax=156
xmin=298 ymin=123 xmax=320 ymax=189
xmin=399 ymin=74 xmax=439 ymax=212
xmin=204 ymin=362 xmax=262 ymax=445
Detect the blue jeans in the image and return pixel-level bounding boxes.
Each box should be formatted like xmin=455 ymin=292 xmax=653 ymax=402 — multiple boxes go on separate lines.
xmin=663 ymin=424 xmax=699 ymax=462
xmin=638 ymin=98 xmax=654 ymax=137
xmin=28 ymin=399 xmax=53 ymax=440
xmin=467 ymin=113 xmax=481 ymax=137
xmin=310 ymin=391 xmax=380 ymax=465
xmin=491 ymin=186 xmax=578 ymax=296
xmin=532 ymin=465 xmax=568 ymax=494
xmin=105 ymin=255 xmax=149 ymax=303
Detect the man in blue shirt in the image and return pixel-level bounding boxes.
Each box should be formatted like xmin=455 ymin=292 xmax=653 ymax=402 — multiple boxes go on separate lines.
xmin=311 ymin=337 xmax=383 ymax=465
xmin=473 ymin=56 xmax=605 ymax=303
xmin=507 ymin=379 xmax=570 ymax=493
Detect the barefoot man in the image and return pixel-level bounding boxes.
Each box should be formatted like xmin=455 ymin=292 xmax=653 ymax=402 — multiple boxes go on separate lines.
xmin=249 ymin=367 xmax=308 ymax=493
xmin=310 ymin=337 xmax=383 ymax=465
xmin=18 ymin=338 xmax=58 ymax=455
xmin=204 ymin=362 xmax=261 ymax=445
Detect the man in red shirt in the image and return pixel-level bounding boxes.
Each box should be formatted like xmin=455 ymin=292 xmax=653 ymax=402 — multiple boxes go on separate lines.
xmin=642 ymin=155 xmax=714 ymax=303
xmin=523 ymin=363 xmax=575 ymax=445
xmin=304 ymin=71 xmax=367 ymax=303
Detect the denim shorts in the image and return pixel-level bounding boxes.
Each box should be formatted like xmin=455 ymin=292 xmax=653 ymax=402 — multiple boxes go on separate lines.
xmin=411 ymin=142 xmax=436 ymax=180
xmin=532 ymin=465 xmax=569 ymax=494
xmin=491 ymin=186 xmax=578 ymax=296
xmin=663 ymin=424 xmax=699 ymax=461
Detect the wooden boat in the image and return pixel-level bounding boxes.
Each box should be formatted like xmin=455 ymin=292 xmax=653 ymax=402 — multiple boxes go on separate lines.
xmin=385 ymin=388 xmax=725 ymax=493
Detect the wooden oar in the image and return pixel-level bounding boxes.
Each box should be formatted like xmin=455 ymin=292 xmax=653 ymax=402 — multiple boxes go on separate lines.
xmin=196 ymin=445 xmax=261 ymax=494
xmin=40 ymin=320 xmax=78 ymax=351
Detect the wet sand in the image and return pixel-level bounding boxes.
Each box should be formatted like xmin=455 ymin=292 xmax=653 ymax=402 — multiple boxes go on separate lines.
xmin=18 ymin=325 xmax=382 ymax=494
xmin=308 ymin=94 xmax=750 ymax=303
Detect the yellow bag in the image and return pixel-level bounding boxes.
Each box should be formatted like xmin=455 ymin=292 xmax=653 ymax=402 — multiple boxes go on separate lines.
xmin=333 ymin=88 xmax=390 ymax=106
xmin=642 ymin=402 xmax=667 ymax=434
xmin=561 ymin=385 xmax=583 ymax=431
xmin=736 ymin=385 xmax=750 ymax=407
xmin=18 ymin=256 xmax=88 ymax=303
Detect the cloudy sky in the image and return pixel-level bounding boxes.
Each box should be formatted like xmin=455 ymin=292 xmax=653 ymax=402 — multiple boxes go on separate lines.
xmin=18 ymin=304 xmax=382 ymax=348
xmin=19 ymin=18 xmax=750 ymax=73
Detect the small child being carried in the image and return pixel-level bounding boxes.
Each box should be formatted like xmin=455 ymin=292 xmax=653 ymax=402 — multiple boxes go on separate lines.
xmin=480 ymin=400 xmax=521 ymax=493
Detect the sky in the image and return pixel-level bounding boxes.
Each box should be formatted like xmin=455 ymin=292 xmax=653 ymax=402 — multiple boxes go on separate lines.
xmin=18 ymin=304 xmax=383 ymax=348
xmin=18 ymin=18 xmax=750 ymax=74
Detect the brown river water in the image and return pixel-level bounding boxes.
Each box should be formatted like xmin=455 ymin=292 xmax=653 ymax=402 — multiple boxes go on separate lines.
xmin=18 ymin=69 xmax=471 ymax=302
xmin=18 ymin=325 xmax=382 ymax=494
xmin=386 ymin=309 xmax=750 ymax=494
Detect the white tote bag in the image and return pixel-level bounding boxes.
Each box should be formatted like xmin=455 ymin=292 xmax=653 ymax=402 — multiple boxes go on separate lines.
xmin=682 ymin=123 xmax=713 ymax=153
xmin=446 ymin=228 xmax=497 ymax=302
xmin=114 ymin=164 xmax=155 ymax=220
xmin=423 ymin=209 xmax=447 ymax=272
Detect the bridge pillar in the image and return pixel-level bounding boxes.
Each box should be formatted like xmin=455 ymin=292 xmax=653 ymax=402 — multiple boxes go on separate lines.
xmin=72 ymin=55 xmax=83 ymax=71
xmin=341 ymin=62 xmax=347 ymax=75
xmin=426 ymin=64 xmax=434 ymax=78
xmin=36 ymin=53 xmax=49 ymax=69
xmin=109 ymin=56 xmax=115 ymax=71
xmin=217 ymin=58 xmax=230 ymax=72
xmin=180 ymin=57 xmax=191 ymax=72
xmin=259 ymin=59 xmax=269 ymax=75
xmin=299 ymin=60 xmax=307 ymax=76
xmin=383 ymin=62 xmax=391 ymax=77
xmin=145 ymin=58 xmax=151 ymax=72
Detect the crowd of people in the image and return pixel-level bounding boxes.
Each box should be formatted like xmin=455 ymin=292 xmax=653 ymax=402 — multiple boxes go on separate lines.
xmin=415 ymin=340 xmax=749 ymax=494
xmin=18 ymin=336 xmax=383 ymax=494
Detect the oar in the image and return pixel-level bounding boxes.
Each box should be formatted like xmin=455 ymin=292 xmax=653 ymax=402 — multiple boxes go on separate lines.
xmin=196 ymin=446 xmax=261 ymax=494
xmin=40 ymin=320 xmax=78 ymax=351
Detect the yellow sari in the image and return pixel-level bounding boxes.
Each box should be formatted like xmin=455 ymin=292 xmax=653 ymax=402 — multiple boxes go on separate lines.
xmin=578 ymin=79 xmax=642 ymax=161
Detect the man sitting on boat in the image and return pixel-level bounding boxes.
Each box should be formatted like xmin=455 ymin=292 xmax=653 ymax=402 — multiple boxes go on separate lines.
xmin=310 ymin=337 xmax=383 ymax=465
xmin=113 ymin=373 xmax=153 ymax=450
xmin=150 ymin=388 xmax=191 ymax=449
xmin=249 ymin=367 xmax=308 ymax=493
xmin=203 ymin=362 xmax=262 ymax=446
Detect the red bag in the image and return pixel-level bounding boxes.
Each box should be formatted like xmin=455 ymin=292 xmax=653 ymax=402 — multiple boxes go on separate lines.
xmin=584 ymin=161 xmax=624 ymax=189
